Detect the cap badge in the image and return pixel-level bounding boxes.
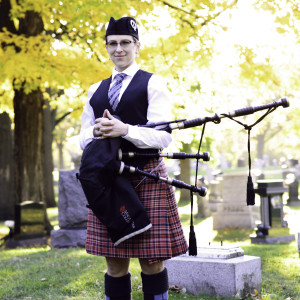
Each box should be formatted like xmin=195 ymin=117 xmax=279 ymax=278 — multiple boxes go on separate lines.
xmin=130 ymin=19 xmax=137 ymax=31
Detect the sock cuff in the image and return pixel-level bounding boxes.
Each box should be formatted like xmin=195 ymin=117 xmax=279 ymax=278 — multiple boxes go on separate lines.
xmin=141 ymin=268 xmax=169 ymax=294
xmin=105 ymin=273 xmax=131 ymax=298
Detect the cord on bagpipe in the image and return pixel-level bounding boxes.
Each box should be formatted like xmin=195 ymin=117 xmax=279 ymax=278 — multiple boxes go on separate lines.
xmin=141 ymin=98 xmax=290 ymax=207
xmin=221 ymin=106 xmax=278 ymax=206
xmin=188 ymin=104 xmax=281 ymax=255
xmin=188 ymin=123 xmax=207 ymax=256
xmin=121 ymin=99 xmax=290 ymax=255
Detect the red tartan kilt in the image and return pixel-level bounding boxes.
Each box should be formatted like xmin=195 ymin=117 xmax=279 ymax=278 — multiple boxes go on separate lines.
xmin=85 ymin=157 xmax=188 ymax=264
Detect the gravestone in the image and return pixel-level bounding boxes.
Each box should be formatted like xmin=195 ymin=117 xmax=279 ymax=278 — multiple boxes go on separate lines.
xmin=0 ymin=112 xmax=14 ymax=220
xmin=14 ymin=201 xmax=46 ymax=238
xmin=208 ymin=179 xmax=222 ymax=212
xmin=287 ymin=178 xmax=300 ymax=206
xmin=237 ymin=158 xmax=246 ymax=168
xmin=251 ymin=179 xmax=295 ymax=244
xmin=6 ymin=201 xmax=48 ymax=248
xmin=196 ymin=194 xmax=210 ymax=218
xmin=213 ymin=173 xmax=260 ymax=229
xmin=165 ymin=245 xmax=262 ymax=298
xmin=51 ymin=170 xmax=88 ymax=248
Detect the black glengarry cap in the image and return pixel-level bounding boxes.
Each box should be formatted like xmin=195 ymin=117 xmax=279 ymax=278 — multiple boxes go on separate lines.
xmin=105 ymin=17 xmax=139 ymax=40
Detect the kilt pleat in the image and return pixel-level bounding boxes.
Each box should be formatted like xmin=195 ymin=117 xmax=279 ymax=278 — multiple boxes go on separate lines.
xmin=85 ymin=158 xmax=188 ymax=264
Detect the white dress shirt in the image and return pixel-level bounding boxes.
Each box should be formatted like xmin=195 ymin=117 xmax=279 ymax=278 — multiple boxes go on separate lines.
xmin=79 ymin=62 xmax=173 ymax=150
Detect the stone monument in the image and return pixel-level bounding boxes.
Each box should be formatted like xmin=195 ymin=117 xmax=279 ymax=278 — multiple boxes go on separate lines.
xmin=165 ymin=245 xmax=262 ymax=298
xmin=208 ymin=179 xmax=222 ymax=212
xmin=51 ymin=169 xmax=88 ymax=248
xmin=5 ymin=200 xmax=48 ymax=248
xmin=250 ymin=179 xmax=295 ymax=244
xmin=213 ymin=172 xmax=260 ymax=229
xmin=286 ymin=174 xmax=300 ymax=206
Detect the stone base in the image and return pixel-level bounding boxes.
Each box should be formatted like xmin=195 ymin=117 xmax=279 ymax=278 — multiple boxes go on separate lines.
xmin=5 ymin=236 xmax=48 ymax=248
xmin=51 ymin=228 xmax=86 ymax=248
xmin=287 ymin=200 xmax=300 ymax=207
xmin=208 ymin=200 xmax=222 ymax=212
xmin=250 ymin=234 xmax=295 ymax=244
xmin=213 ymin=212 xmax=255 ymax=229
xmin=164 ymin=251 xmax=261 ymax=298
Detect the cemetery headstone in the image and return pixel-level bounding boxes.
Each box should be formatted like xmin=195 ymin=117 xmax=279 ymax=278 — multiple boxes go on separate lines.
xmin=165 ymin=245 xmax=262 ymax=298
xmin=213 ymin=172 xmax=260 ymax=229
xmin=251 ymin=179 xmax=295 ymax=244
xmin=208 ymin=179 xmax=222 ymax=212
xmin=14 ymin=201 xmax=46 ymax=238
xmin=6 ymin=201 xmax=48 ymax=248
xmin=51 ymin=169 xmax=88 ymax=248
xmin=287 ymin=176 xmax=300 ymax=206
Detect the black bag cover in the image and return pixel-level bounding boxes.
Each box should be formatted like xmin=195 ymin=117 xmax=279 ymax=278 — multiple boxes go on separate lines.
xmin=77 ymin=137 xmax=152 ymax=246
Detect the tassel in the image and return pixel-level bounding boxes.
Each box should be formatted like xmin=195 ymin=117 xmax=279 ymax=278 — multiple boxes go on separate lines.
xmin=188 ymin=190 xmax=197 ymax=256
xmin=189 ymin=225 xmax=197 ymax=256
xmin=247 ymin=175 xmax=255 ymax=206
xmin=246 ymin=128 xmax=255 ymax=206
xmin=222 ymin=111 xmax=275 ymax=207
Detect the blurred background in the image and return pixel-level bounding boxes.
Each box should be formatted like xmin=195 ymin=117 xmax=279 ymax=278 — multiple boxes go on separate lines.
xmin=0 ymin=0 xmax=299 ymax=224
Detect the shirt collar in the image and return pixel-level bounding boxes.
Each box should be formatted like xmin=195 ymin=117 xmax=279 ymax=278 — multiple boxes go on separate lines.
xmin=112 ymin=62 xmax=139 ymax=80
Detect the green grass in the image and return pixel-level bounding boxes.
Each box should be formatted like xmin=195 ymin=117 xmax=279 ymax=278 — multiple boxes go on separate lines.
xmin=0 ymin=240 xmax=299 ymax=299
xmin=0 ymin=207 xmax=299 ymax=299
xmin=243 ymin=243 xmax=300 ymax=300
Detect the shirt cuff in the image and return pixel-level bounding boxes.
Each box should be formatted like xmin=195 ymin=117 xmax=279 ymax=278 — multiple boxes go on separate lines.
xmin=123 ymin=124 xmax=134 ymax=139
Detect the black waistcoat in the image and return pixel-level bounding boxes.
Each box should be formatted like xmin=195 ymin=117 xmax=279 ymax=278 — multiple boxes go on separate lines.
xmin=90 ymin=69 xmax=157 ymax=167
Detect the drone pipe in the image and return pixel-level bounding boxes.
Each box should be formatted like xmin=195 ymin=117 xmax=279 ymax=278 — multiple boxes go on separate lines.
xmin=118 ymin=149 xmax=210 ymax=162
xmin=167 ymin=98 xmax=289 ymax=130
xmin=120 ymin=163 xmax=207 ymax=197
xmin=228 ymin=97 xmax=289 ymax=117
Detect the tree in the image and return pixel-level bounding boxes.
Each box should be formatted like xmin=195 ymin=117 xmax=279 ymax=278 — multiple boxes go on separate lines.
xmin=1 ymin=0 xmax=299 ymax=225
xmin=185 ymin=0 xmax=300 ymax=168
xmin=0 ymin=0 xmax=135 ymax=228
xmin=1 ymin=0 xmax=241 ymax=211
xmin=137 ymin=0 xmax=240 ymax=202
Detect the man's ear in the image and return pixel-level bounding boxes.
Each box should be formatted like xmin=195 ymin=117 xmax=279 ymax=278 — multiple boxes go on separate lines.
xmin=136 ymin=41 xmax=141 ymax=55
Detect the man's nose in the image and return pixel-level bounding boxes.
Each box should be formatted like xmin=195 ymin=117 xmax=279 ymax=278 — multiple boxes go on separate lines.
xmin=116 ymin=43 xmax=123 ymax=51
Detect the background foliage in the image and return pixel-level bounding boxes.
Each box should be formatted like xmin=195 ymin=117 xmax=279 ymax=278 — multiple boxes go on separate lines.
xmin=1 ymin=0 xmax=299 ymax=161
xmin=0 ymin=0 xmax=299 ymax=205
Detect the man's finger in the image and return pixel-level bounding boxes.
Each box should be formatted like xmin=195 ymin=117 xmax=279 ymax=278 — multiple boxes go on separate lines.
xmin=104 ymin=109 xmax=114 ymax=120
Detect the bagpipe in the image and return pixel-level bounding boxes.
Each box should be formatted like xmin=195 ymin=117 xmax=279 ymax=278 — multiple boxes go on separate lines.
xmin=143 ymin=98 xmax=289 ymax=130
xmin=118 ymin=98 xmax=290 ymax=255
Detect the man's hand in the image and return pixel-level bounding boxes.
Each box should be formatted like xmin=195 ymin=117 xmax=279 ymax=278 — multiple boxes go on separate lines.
xmin=93 ymin=109 xmax=128 ymax=138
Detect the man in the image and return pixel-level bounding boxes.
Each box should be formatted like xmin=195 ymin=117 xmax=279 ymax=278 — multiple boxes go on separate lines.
xmin=79 ymin=16 xmax=188 ymax=300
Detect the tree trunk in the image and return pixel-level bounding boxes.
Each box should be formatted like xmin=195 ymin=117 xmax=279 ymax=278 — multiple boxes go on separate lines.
xmin=57 ymin=141 xmax=65 ymax=170
xmin=13 ymin=10 xmax=52 ymax=233
xmin=178 ymin=143 xmax=191 ymax=204
xmin=0 ymin=113 xmax=14 ymax=220
xmin=43 ymin=101 xmax=56 ymax=207
xmin=13 ymin=88 xmax=45 ymax=204
xmin=196 ymin=194 xmax=210 ymax=218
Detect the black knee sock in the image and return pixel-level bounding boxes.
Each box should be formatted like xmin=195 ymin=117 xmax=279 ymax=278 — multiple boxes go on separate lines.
xmin=141 ymin=268 xmax=169 ymax=300
xmin=104 ymin=273 xmax=131 ymax=300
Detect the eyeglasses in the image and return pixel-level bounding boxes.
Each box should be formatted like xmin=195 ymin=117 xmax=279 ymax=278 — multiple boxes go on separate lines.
xmin=106 ymin=40 xmax=136 ymax=50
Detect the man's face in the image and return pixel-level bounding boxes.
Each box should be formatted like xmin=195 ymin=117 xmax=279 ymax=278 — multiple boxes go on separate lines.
xmin=106 ymin=35 xmax=140 ymax=72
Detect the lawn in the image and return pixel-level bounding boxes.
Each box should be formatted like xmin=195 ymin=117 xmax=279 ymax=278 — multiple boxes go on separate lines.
xmin=0 ymin=205 xmax=299 ymax=299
